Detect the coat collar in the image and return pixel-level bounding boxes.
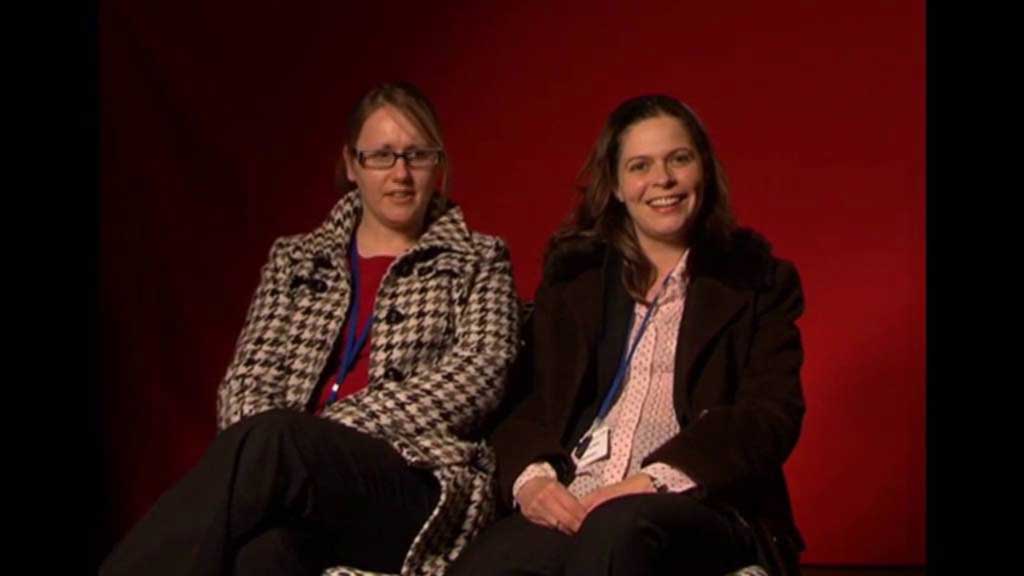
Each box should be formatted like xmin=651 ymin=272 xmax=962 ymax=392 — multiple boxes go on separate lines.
xmin=286 ymin=190 xmax=478 ymax=268
xmin=675 ymin=273 xmax=748 ymax=396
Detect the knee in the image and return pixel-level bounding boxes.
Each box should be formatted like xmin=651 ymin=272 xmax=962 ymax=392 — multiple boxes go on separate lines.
xmin=211 ymin=409 xmax=318 ymax=459
xmin=245 ymin=408 xmax=306 ymax=429
xmin=572 ymin=494 xmax=754 ymax=576
xmin=576 ymin=496 xmax=651 ymax=546
xmin=224 ymin=409 xmax=305 ymax=438
xmin=569 ymin=494 xmax=680 ymax=572
xmin=448 ymin=515 xmax=570 ymax=576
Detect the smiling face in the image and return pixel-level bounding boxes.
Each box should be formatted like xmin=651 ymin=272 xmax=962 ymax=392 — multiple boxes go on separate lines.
xmin=615 ymin=114 xmax=703 ymax=252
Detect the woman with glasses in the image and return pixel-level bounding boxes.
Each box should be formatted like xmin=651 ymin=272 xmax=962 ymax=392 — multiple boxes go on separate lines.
xmin=101 ymin=82 xmax=520 ymax=576
xmin=449 ymin=94 xmax=806 ymax=576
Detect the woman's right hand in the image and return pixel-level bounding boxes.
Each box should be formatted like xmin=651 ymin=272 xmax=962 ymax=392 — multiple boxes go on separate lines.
xmin=516 ymin=477 xmax=585 ymax=535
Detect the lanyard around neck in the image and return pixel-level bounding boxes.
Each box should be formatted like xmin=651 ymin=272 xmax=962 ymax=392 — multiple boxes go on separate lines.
xmin=593 ymin=270 xmax=676 ymax=423
xmin=326 ymin=238 xmax=375 ymax=405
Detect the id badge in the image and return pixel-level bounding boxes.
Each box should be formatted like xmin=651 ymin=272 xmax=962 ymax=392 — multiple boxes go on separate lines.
xmin=572 ymin=424 xmax=611 ymax=468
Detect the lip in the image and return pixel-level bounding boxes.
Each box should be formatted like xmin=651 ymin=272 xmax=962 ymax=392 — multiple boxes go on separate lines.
xmin=644 ymin=193 xmax=689 ymax=208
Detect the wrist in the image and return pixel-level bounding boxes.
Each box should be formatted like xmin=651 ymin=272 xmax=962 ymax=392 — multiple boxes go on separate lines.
xmin=642 ymin=472 xmax=667 ymax=493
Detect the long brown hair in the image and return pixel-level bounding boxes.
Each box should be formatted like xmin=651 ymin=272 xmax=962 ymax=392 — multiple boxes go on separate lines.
xmin=550 ymin=95 xmax=736 ymax=302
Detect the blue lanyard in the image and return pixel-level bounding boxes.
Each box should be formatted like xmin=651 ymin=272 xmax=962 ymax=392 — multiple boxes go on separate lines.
xmin=327 ymin=238 xmax=375 ymax=405
xmin=594 ymin=272 xmax=674 ymax=423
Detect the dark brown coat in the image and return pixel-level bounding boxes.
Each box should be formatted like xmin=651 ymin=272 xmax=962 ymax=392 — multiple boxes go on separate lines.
xmin=490 ymin=230 xmax=806 ymax=575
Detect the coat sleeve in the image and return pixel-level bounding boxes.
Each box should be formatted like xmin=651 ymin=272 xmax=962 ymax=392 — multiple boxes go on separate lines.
xmin=489 ymin=277 xmax=578 ymax=508
xmin=643 ymin=260 xmax=806 ymax=502
xmin=215 ymin=238 xmax=296 ymax=431
xmin=320 ymin=237 xmax=520 ymax=445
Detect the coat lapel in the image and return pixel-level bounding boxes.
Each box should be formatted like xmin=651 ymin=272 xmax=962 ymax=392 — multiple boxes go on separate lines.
xmin=674 ymin=273 xmax=749 ymax=411
xmin=593 ymin=251 xmax=633 ymax=415
xmin=557 ymin=248 xmax=634 ymax=447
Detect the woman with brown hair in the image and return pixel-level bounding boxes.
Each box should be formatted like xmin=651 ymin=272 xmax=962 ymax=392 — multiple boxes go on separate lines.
xmin=100 ymin=82 xmax=519 ymax=576
xmin=450 ymin=94 xmax=806 ymax=576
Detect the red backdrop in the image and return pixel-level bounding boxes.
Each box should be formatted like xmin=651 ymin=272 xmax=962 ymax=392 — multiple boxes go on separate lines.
xmin=100 ymin=0 xmax=925 ymax=565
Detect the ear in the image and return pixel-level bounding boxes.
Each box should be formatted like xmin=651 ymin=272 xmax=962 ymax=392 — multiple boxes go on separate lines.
xmin=343 ymin=146 xmax=357 ymax=182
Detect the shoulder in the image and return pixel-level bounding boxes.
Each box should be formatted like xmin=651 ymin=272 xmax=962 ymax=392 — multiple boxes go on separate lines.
xmin=467 ymin=231 xmax=512 ymax=264
xmin=693 ymin=227 xmax=798 ymax=293
xmin=541 ymin=236 xmax=608 ymax=286
xmin=263 ymin=233 xmax=312 ymax=269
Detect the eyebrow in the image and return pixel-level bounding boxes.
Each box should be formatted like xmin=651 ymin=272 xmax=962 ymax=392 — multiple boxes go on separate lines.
xmin=359 ymin=143 xmax=431 ymax=151
xmin=622 ymin=146 xmax=695 ymax=163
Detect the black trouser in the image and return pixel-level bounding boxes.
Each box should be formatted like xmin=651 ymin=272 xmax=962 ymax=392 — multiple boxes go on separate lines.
xmin=448 ymin=492 xmax=757 ymax=576
xmin=100 ymin=409 xmax=440 ymax=576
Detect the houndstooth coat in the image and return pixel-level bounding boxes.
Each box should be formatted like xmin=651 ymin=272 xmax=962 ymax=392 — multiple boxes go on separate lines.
xmin=216 ymin=190 xmax=520 ymax=576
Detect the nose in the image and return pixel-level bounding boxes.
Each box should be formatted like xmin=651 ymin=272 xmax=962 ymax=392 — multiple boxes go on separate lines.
xmin=390 ymin=156 xmax=413 ymax=181
xmin=655 ymin=160 xmax=677 ymax=188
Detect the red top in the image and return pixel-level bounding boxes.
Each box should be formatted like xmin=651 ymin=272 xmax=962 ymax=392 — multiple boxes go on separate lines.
xmin=312 ymin=254 xmax=395 ymax=414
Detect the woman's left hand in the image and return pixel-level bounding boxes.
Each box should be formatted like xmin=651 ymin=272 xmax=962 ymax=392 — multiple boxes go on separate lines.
xmin=578 ymin=473 xmax=657 ymax=517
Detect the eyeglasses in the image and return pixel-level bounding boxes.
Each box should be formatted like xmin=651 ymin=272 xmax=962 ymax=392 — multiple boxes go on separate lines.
xmin=354 ymin=148 xmax=444 ymax=170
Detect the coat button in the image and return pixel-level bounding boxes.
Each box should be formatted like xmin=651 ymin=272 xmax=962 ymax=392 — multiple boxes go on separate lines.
xmin=312 ymin=255 xmax=333 ymax=269
xmin=310 ymin=279 xmax=328 ymax=293
xmin=384 ymin=367 xmax=405 ymax=382
xmin=416 ymin=264 xmax=434 ymax=277
xmin=392 ymin=260 xmax=413 ymax=278
xmin=385 ymin=307 xmax=406 ymax=324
